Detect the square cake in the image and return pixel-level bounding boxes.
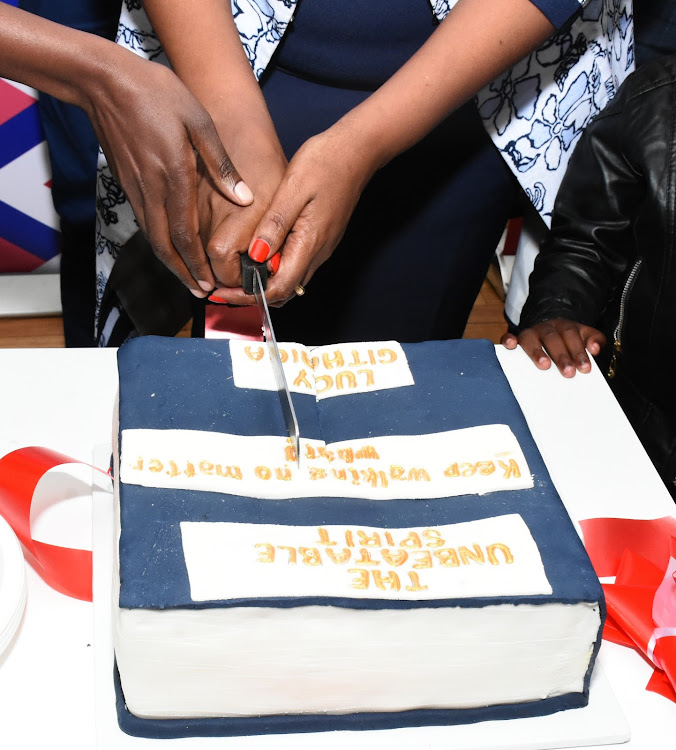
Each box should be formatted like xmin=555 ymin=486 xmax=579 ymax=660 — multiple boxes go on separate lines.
xmin=113 ymin=336 xmax=604 ymax=738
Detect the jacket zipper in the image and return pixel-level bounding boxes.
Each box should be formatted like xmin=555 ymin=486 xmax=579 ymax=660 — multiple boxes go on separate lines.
xmin=608 ymin=258 xmax=642 ymax=379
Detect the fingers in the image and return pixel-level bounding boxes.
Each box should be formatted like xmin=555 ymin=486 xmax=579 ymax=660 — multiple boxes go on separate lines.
xmin=516 ymin=319 xmax=606 ymax=378
xmin=188 ymin=113 xmax=253 ymax=207
xmin=500 ymin=332 xmax=518 ymax=349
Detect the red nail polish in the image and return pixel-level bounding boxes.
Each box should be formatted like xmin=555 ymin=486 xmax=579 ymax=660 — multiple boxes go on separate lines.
xmin=249 ymin=238 xmax=270 ymax=263
xmin=269 ymin=252 xmax=281 ymax=274
xmin=208 ymin=295 xmax=226 ymax=304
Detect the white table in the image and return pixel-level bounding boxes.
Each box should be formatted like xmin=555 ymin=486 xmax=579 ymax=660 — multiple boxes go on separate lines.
xmin=0 ymin=346 xmax=674 ymax=749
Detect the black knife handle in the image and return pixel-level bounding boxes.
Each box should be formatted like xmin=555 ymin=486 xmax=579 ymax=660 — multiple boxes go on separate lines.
xmin=240 ymin=253 xmax=269 ymax=295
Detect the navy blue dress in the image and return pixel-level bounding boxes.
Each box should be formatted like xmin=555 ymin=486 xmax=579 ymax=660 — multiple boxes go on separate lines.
xmin=262 ymin=0 xmax=519 ymax=344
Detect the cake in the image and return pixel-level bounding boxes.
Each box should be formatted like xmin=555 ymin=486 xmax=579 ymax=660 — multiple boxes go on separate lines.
xmin=113 ymin=336 xmax=604 ymax=738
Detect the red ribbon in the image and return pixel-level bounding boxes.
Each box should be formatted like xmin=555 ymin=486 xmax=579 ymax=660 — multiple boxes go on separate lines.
xmin=580 ymin=516 xmax=676 ymax=703
xmin=0 ymin=447 xmax=108 ymax=602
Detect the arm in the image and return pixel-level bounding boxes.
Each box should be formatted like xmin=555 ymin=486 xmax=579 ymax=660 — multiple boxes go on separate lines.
xmin=0 ymin=3 xmax=252 ymax=297
xmin=214 ymin=0 xmax=556 ymax=305
xmin=142 ymin=0 xmax=288 ymax=288
xmin=502 ymin=76 xmax=644 ymax=376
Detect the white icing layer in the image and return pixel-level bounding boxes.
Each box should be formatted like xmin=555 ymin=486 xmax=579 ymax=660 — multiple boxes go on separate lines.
xmin=179 ymin=517 xmax=552 ymax=602
xmin=114 ymin=600 xmax=601 ymax=719
xmin=230 ymin=340 xmax=414 ymax=399
xmin=120 ymin=425 xmax=533 ymax=500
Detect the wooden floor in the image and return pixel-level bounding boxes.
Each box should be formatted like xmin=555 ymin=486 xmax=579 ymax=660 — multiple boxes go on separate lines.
xmin=0 ymin=278 xmax=507 ymax=349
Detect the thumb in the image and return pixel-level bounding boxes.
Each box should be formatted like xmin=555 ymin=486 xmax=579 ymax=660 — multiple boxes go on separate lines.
xmin=188 ymin=113 xmax=253 ymax=206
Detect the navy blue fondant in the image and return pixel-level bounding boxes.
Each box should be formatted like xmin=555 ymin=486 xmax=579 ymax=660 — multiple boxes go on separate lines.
xmin=115 ymin=336 xmax=604 ymax=736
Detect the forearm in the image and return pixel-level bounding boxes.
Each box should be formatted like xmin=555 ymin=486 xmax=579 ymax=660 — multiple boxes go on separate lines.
xmin=337 ymin=0 xmax=554 ymax=171
xmin=0 ymin=3 xmax=118 ymax=109
xmin=142 ymin=0 xmax=278 ymax=148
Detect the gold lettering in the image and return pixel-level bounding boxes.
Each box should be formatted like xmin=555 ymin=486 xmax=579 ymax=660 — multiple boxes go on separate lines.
xmin=337 ymin=447 xmax=354 ymax=464
xmin=215 ymin=464 xmax=242 ymax=480
xmin=199 ymin=461 xmax=214 ymax=475
xmin=326 ymin=548 xmax=351 ymax=564
xmin=377 ymin=348 xmax=397 ymax=364
xmin=322 ymin=351 xmax=345 ymax=369
xmin=384 ymin=531 xmax=395 ymax=547
xmin=476 ymin=461 xmax=496 ymax=476
xmin=357 ymin=530 xmax=381 ymax=547
xmin=255 ymin=543 xmax=275 ymax=563
xmin=434 ymin=548 xmax=460 ymax=567
xmin=149 ymin=459 xmax=163 ymax=473
xmin=335 ymin=371 xmax=357 ymax=390
xmin=316 ymin=527 xmax=337 ymax=546
xmin=277 ymin=545 xmax=297 ymax=564
xmin=460 ymin=463 xmax=476 ymax=477
xmin=459 ymin=544 xmax=486 ymax=565
xmin=422 ymin=529 xmax=444 ymax=548
xmin=407 ymin=468 xmax=430 ymax=482
xmin=315 ymin=374 xmax=333 ymax=394
xmin=412 ymin=551 xmax=433 ymax=569
xmin=498 ymin=459 xmax=521 ymax=479
xmin=299 ymin=547 xmax=322 ymax=566
xmin=165 ymin=460 xmax=180 ymax=478
xmin=309 ymin=467 xmax=327 ymax=480
xmin=349 ymin=568 xmax=370 ymax=590
xmin=406 ymin=571 xmax=428 ymax=592
xmin=358 ymin=368 xmax=375 ymax=386
xmin=345 ymin=529 xmax=355 ymax=547
xmin=355 ymin=445 xmax=380 ymax=460
xmin=444 ymin=463 xmax=460 ymax=478
xmin=372 ymin=570 xmax=401 ymax=591
xmin=381 ymin=549 xmax=408 ymax=567
xmin=349 ymin=350 xmax=369 ymax=367
xmin=255 ymin=465 xmax=272 ymax=480
xmin=390 ymin=465 xmax=406 ymax=480
xmin=400 ymin=532 xmax=422 ymax=549
xmin=274 ymin=467 xmax=292 ymax=481
xmin=293 ymin=369 xmax=313 ymax=390
xmin=356 ymin=548 xmax=379 ymax=566
xmin=301 ymin=351 xmax=319 ymax=370
xmin=132 ymin=457 xmax=143 ymax=471
xmin=487 ymin=543 xmax=514 ymax=565
xmin=245 ymin=346 xmax=265 ymax=361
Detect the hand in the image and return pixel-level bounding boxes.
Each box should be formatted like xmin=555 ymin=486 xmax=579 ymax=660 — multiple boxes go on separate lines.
xmin=501 ymin=319 xmax=606 ymax=377
xmin=209 ymin=122 xmax=379 ymax=306
xmin=82 ymin=50 xmax=253 ymax=297
xmin=197 ymin=131 xmax=287 ymax=291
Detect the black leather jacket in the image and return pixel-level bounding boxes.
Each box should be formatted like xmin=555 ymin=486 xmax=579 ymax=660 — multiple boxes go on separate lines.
xmin=519 ymin=54 xmax=676 ymax=493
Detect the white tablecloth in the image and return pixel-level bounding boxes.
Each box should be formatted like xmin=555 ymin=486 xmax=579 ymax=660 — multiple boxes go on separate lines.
xmin=0 ymin=346 xmax=674 ymax=749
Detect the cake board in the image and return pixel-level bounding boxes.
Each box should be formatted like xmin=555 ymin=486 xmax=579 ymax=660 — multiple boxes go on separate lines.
xmin=92 ymin=447 xmax=630 ymax=750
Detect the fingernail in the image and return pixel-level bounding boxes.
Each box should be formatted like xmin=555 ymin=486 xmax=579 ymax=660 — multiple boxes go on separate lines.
xmin=197 ymin=279 xmax=214 ymax=292
xmin=249 ymin=238 xmax=270 ymax=263
xmin=208 ymin=294 xmax=227 ymax=304
xmin=234 ymin=180 xmax=253 ymax=203
xmin=190 ymin=288 xmax=207 ymax=298
xmin=269 ymin=252 xmax=281 ymax=274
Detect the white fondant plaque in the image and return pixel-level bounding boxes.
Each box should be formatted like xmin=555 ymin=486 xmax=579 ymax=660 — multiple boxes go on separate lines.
xmin=179 ymin=515 xmax=552 ymax=602
xmin=120 ymin=425 xmax=533 ymax=500
xmin=229 ymin=340 xmax=414 ymax=399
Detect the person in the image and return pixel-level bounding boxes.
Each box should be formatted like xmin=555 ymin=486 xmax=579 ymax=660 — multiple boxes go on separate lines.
xmin=96 ymin=0 xmax=633 ymax=346
xmin=0 ymin=2 xmax=254 ymax=338
xmin=501 ymin=54 xmax=676 ymax=500
xmin=17 ymin=0 xmax=121 ymax=346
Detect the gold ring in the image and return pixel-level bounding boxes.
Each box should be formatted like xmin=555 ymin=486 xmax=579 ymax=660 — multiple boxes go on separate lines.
xmin=294 ymin=284 xmax=305 ymax=296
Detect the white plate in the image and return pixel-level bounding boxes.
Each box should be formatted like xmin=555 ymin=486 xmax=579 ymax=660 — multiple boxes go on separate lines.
xmin=0 ymin=514 xmax=26 ymax=656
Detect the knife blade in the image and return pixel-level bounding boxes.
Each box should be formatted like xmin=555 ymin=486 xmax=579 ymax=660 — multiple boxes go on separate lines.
xmin=241 ymin=254 xmax=300 ymax=465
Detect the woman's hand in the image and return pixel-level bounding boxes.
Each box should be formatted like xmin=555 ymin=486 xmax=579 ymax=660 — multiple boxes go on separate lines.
xmin=197 ymin=131 xmax=288 ymax=291
xmin=501 ymin=319 xmax=606 ymax=377
xmin=83 ymin=49 xmax=253 ymax=297
xmin=210 ymin=120 xmax=379 ymax=306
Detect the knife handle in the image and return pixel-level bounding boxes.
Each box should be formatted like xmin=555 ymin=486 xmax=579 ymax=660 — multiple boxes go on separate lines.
xmin=240 ymin=253 xmax=269 ymax=295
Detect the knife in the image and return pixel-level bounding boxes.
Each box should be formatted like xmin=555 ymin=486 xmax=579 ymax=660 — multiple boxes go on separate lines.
xmin=241 ymin=254 xmax=300 ymax=466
